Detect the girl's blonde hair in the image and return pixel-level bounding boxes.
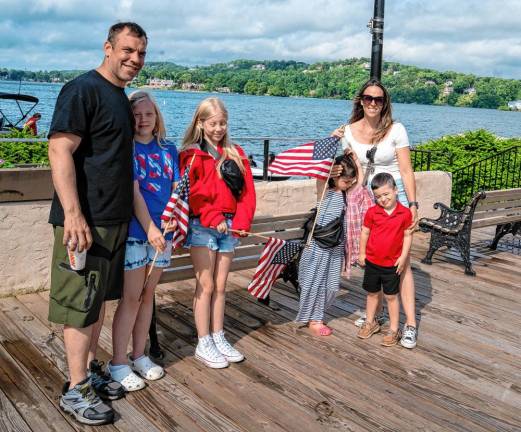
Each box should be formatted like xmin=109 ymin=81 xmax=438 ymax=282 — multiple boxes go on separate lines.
xmin=128 ymin=90 xmax=167 ymax=144
xmin=182 ymin=97 xmax=245 ymax=174
xmin=349 ymin=79 xmax=393 ymax=144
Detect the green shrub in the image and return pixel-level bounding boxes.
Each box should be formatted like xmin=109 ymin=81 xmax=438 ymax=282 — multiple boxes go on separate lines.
xmin=0 ymin=128 xmax=48 ymax=167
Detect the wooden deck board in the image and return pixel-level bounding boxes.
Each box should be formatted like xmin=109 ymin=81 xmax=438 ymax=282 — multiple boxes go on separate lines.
xmin=1 ymin=229 xmax=520 ymax=431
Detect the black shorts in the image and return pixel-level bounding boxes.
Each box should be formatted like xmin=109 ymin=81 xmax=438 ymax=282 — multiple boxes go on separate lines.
xmin=362 ymin=259 xmax=400 ymax=295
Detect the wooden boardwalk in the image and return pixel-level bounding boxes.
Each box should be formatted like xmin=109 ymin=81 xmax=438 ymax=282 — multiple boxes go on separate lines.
xmin=0 ymin=230 xmax=519 ymax=432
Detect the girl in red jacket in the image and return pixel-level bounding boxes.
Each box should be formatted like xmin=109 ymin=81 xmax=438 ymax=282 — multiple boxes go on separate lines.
xmin=180 ymin=97 xmax=256 ymax=368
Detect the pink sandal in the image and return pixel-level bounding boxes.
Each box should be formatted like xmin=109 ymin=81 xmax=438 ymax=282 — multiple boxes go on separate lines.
xmin=308 ymin=323 xmax=333 ymax=336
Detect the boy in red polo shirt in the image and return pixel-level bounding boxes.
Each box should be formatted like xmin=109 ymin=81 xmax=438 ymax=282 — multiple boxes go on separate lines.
xmin=357 ymin=173 xmax=413 ymax=346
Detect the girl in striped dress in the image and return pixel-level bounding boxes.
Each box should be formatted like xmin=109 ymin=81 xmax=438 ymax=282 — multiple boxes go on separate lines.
xmin=296 ymin=155 xmax=361 ymax=336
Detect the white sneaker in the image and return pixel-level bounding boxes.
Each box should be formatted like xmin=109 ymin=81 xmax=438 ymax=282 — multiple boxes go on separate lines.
xmin=195 ymin=336 xmax=229 ymax=369
xmin=107 ymin=361 xmax=145 ymax=392
xmin=212 ymin=330 xmax=244 ymax=363
xmin=130 ymin=355 xmax=164 ymax=381
xmin=400 ymin=325 xmax=417 ymax=349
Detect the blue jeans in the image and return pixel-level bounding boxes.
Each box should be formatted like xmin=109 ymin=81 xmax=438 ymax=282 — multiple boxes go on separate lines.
xmin=185 ymin=218 xmax=239 ymax=253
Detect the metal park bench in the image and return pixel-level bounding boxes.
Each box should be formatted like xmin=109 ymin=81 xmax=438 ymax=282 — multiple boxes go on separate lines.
xmin=148 ymin=212 xmax=311 ymax=358
xmin=419 ymin=188 xmax=521 ymax=276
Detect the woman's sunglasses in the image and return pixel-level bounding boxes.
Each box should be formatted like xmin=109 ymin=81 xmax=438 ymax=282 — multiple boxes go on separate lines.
xmin=361 ymin=95 xmax=384 ymax=106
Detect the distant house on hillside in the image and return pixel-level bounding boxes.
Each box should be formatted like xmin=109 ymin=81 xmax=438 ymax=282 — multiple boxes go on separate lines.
xmin=424 ymin=80 xmax=436 ymax=86
xmin=463 ymin=87 xmax=476 ymax=95
xmin=507 ymin=100 xmax=521 ymax=110
xmin=443 ymin=81 xmax=454 ymax=96
xmin=363 ymin=62 xmax=370 ymax=70
xmin=147 ymin=78 xmax=175 ymax=88
xmin=251 ymin=64 xmax=266 ymax=71
xmin=181 ymin=82 xmax=204 ymax=91
xmin=216 ymin=87 xmax=231 ymax=93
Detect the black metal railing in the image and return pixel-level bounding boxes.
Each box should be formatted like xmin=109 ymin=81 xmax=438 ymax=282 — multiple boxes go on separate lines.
xmin=0 ymin=136 xmax=454 ymax=178
xmin=451 ymin=145 xmax=521 ymax=209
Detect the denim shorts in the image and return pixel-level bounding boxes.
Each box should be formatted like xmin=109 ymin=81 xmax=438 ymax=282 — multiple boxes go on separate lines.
xmin=124 ymin=237 xmax=173 ymax=271
xmin=185 ymin=218 xmax=239 ymax=253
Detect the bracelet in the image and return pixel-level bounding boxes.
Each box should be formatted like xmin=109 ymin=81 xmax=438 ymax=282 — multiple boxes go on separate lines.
xmin=408 ymin=201 xmax=419 ymax=209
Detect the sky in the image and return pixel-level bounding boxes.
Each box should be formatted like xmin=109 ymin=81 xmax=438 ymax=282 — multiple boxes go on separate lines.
xmin=1 ymin=0 xmax=521 ymax=79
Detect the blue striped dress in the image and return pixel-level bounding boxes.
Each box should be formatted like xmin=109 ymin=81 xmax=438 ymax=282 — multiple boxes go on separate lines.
xmin=296 ymin=189 xmax=346 ymax=323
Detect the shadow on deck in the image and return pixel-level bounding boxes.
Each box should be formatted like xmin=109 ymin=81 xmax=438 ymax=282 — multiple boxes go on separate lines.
xmin=0 ymin=229 xmax=519 ymax=431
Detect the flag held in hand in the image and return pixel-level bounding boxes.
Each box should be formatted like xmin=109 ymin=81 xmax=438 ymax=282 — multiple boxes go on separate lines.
xmin=161 ymin=167 xmax=190 ymax=249
xmin=248 ymin=237 xmax=302 ymax=299
xmin=268 ymin=136 xmax=339 ymax=180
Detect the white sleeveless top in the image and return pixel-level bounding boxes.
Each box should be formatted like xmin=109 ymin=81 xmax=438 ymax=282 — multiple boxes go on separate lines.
xmin=340 ymin=122 xmax=409 ymax=182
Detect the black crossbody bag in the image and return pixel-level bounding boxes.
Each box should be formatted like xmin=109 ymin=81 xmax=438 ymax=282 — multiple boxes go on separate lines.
xmin=201 ymin=140 xmax=245 ymax=199
xmin=304 ymin=192 xmax=346 ymax=249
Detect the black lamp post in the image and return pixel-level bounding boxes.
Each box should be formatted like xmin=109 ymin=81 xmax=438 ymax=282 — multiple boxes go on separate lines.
xmin=368 ymin=0 xmax=385 ymax=80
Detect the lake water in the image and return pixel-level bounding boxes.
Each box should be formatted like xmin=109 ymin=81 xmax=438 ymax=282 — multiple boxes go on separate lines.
xmin=1 ymin=80 xmax=520 ymax=160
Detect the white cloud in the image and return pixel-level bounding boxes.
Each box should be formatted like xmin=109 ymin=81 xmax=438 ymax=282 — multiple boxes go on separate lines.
xmin=0 ymin=0 xmax=520 ymax=78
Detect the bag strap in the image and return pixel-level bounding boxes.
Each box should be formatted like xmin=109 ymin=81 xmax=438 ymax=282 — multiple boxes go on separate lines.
xmin=200 ymin=139 xmax=221 ymax=161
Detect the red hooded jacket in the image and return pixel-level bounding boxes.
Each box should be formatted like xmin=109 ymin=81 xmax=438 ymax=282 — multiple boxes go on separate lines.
xmin=179 ymin=143 xmax=256 ymax=233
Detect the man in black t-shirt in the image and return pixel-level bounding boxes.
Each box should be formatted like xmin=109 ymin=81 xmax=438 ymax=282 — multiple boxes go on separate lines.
xmin=47 ymin=22 xmax=147 ymax=425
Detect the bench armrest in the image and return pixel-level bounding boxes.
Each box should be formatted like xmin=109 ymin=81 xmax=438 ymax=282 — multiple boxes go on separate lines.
xmin=431 ymin=202 xmax=462 ymax=221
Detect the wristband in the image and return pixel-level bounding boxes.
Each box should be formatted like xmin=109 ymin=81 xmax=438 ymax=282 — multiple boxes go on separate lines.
xmin=408 ymin=201 xmax=419 ymax=209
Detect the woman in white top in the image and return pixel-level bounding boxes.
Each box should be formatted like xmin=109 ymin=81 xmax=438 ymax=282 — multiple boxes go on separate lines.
xmin=333 ymin=79 xmax=418 ymax=349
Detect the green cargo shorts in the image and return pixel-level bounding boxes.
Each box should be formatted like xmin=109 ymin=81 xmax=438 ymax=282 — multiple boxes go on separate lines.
xmin=48 ymin=223 xmax=128 ymax=328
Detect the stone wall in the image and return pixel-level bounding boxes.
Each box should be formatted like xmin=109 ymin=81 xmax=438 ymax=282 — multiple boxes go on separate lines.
xmin=0 ymin=171 xmax=451 ymax=297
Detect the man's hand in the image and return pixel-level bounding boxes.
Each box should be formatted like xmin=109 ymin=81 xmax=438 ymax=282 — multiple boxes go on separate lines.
xmin=63 ymin=212 xmax=92 ymax=252
xmin=358 ymin=254 xmax=366 ymax=267
xmin=148 ymin=225 xmax=166 ymax=253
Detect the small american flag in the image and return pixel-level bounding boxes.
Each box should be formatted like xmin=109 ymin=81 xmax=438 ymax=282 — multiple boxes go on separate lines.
xmin=161 ymin=167 xmax=190 ymax=249
xmin=268 ymin=137 xmax=339 ymax=180
xmin=248 ymin=238 xmax=302 ymax=299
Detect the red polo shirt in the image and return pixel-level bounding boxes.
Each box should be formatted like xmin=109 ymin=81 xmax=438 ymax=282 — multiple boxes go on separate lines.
xmin=363 ymin=202 xmax=412 ymax=267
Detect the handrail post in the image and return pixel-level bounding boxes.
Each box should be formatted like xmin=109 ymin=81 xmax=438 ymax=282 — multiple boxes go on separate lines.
xmin=263 ymin=139 xmax=269 ymax=181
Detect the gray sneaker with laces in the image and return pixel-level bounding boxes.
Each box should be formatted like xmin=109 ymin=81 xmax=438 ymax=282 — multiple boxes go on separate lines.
xmin=59 ymin=378 xmax=114 ymax=425
xmin=212 ymin=330 xmax=244 ymax=363
xmin=195 ymin=335 xmax=229 ymax=368
xmin=400 ymin=325 xmax=417 ymax=349
xmin=354 ymin=312 xmax=386 ymax=328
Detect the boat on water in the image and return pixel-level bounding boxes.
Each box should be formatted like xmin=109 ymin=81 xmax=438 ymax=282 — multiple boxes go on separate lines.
xmin=0 ymin=92 xmax=39 ymax=134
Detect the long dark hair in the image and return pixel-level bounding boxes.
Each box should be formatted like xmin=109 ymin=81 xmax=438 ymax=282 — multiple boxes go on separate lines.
xmin=328 ymin=154 xmax=358 ymax=189
xmin=349 ymin=79 xmax=394 ymax=144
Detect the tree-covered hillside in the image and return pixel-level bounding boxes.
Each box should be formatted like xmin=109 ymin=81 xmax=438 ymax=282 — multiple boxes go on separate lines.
xmin=2 ymin=58 xmax=520 ymax=109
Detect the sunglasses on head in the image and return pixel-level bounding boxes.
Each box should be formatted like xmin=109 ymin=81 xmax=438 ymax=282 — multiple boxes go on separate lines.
xmin=361 ymin=95 xmax=384 ymax=106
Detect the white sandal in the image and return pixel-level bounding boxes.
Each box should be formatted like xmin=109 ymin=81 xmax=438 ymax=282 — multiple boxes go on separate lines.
xmin=130 ymin=355 xmax=165 ymax=381
xmin=108 ymin=362 xmax=145 ymax=392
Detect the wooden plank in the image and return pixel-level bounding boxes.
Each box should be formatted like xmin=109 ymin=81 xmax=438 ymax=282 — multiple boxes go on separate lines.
xmin=28 ymin=293 xmax=246 ymax=432
xmin=483 ymin=188 xmax=521 ymax=199
xmin=476 ymin=198 xmax=521 ymax=212
xmin=0 ymin=386 xmax=32 ymax=432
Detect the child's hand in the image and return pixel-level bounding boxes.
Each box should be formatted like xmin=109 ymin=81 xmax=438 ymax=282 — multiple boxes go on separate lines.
xmin=148 ymin=225 xmax=166 ymax=253
xmin=161 ymin=218 xmax=178 ymax=233
xmin=394 ymin=255 xmax=407 ymax=275
xmin=330 ymin=125 xmax=346 ymax=139
xmin=358 ymin=254 xmax=366 ymax=267
xmin=215 ymin=220 xmax=228 ymax=234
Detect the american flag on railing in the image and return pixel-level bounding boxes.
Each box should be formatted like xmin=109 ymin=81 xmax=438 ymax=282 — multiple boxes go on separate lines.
xmin=268 ymin=136 xmax=339 ymax=180
xmin=161 ymin=166 xmax=190 ymax=249
xmin=248 ymin=238 xmax=302 ymax=299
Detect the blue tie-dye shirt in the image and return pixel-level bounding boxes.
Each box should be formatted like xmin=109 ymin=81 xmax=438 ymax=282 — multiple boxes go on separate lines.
xmin=128 ymin=138 xmax=180 ymax=240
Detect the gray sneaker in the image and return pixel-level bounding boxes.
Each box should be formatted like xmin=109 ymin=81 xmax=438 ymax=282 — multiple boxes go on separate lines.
xmin=400 ymin=325 xmax=417 ymax=349
xmin=59 ymin=378 xmax=114 ymax=425
xmin=354 ymin=312 xmax=386 ymax=328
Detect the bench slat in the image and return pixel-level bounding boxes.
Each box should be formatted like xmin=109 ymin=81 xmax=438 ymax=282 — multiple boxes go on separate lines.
xmin=476 ymin=197 xmax=521 ymax=212
xmin=474 ymin=207 xmax=521 ymax=223
xmin=483 ymin=188 xmax=521 ymax=199
xmin=473 ymin=213 xmax=521 ymax=228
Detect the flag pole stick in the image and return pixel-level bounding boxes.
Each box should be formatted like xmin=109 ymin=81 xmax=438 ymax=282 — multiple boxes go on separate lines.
xmin=305 ymin=160 xmax=335 ymax=247
xmin=144 ymin=153 xmax=196 ymax=288
xmin=229 ymin=229 xmax=272 ymax=240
